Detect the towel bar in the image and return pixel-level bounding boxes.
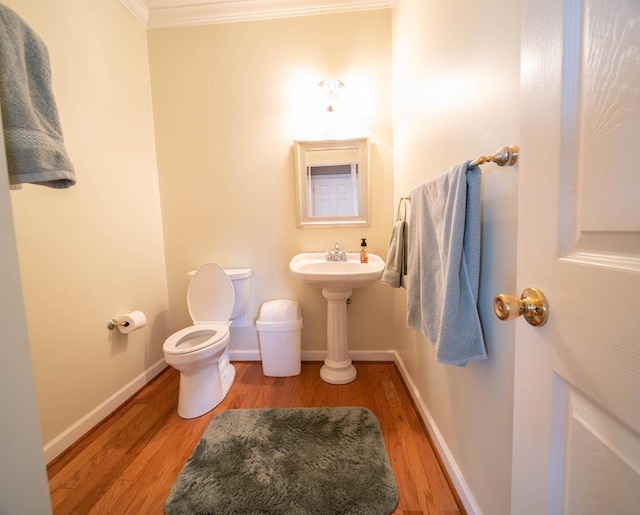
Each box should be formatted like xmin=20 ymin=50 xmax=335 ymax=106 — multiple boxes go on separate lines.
xmin=400 ymin=144 xmax=519 ymax=202
xmin=470 ymin=145 xmax=519 ymax=167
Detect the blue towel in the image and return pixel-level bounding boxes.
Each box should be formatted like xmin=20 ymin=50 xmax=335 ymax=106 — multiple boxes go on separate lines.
xmin=0 ymin=4 xmax=75 ymax=188
xmin=406 ymin=161 xmax=486 ymax=366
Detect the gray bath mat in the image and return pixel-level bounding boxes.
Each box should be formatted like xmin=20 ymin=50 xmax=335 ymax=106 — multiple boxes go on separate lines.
xmin=164 ymin=406 xmax=399 ymax=514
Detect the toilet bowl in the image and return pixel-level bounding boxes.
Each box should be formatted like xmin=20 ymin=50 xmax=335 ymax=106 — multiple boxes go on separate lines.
xmin=163 ymin=263 xmax=252 ymax=419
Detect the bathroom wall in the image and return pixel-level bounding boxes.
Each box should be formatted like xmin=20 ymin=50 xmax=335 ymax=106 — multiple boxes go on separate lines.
xmin=6 ymin=0 xmax=169 ymax=459
xmin=147 ymin=9 xmax=394 ymax=355
xmin=391 ymin=0 xmax=520 ymax=513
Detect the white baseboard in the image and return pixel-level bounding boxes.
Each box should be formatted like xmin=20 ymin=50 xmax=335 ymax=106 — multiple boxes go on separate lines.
xmin=43 ymin=358 xmax=168 ymax=464
xmin=229 ymin=349 xmax=396 ymax=362
xmin=229 ymin=349 xmax=262 ymax=361
xmin=392 ymin=351 xmax=481 ymax=515
xmin=344 ymin=349 xmax=396 ymax=361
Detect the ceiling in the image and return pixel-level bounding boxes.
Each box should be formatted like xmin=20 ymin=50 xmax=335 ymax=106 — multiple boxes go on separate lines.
xmin=121 ymin=0 xmax=392 ymax=29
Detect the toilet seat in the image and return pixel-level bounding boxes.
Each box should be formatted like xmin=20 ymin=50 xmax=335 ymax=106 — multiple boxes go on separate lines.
xmin=163 ymin=324 xmax=229 ymax=355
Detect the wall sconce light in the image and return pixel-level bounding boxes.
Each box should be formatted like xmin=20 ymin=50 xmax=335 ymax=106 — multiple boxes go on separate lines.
xmin=318 ymin=79 xmax=344 ymax=112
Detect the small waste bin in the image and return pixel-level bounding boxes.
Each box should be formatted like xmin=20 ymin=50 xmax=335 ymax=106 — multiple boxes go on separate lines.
xmin=256 ymin=300 xmax=303 ymax=377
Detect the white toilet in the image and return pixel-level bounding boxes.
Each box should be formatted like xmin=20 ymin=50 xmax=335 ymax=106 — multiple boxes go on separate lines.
xmin=163 ymin=263 xmax=252 ymax=419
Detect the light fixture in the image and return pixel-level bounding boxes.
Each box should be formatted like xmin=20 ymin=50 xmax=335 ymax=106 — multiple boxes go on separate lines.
xmin=318 ymin=79 xmax=344 ymax=112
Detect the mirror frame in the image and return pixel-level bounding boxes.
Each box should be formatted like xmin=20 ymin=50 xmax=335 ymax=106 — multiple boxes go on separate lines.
xmin=293 ymin=137 xmax=370 ymax=228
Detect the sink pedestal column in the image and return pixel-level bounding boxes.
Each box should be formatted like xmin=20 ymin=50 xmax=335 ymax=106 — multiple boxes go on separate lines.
xmin=320 ymin=288 xmax=357 ymax=384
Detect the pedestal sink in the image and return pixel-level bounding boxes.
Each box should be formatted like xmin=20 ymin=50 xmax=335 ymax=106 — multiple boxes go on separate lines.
xmin=289 ymin=252 xmax=385 ymax=384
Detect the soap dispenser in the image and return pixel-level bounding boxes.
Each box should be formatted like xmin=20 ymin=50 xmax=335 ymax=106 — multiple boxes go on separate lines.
xmin=360 ymin=238 xmax=368 ymax=263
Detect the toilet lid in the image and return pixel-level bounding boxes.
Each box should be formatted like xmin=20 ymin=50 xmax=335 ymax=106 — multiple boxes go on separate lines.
xmin=187 ymin=263 xmax=235 ymax=323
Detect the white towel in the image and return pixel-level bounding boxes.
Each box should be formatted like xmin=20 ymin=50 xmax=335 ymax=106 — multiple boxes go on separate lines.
xmin=0 ymin=4 xmax=75 ymax=188
xmin=382 ymin=198 xmax=408 ymax=288
xmin=406 ymin=161 xmax=486 ymax=366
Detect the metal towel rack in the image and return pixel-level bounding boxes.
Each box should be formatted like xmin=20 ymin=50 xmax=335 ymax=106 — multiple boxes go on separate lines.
xmin=469 ymin=144 xmax=519 ymax=167
xmin=401 ymin=144 xmax=519 ymax=201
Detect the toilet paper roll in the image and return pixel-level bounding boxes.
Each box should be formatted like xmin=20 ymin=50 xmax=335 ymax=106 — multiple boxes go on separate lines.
xmin=116 ymin=310 xmax=147 ymax=334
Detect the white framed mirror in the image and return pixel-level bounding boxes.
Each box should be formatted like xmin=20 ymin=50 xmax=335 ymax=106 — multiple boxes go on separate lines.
xmin=293 ymin=137 xmax=370 ymax=228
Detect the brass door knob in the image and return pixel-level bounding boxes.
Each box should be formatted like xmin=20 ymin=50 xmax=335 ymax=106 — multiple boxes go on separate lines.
xmin=494 ymin=287 xmax=548 ymax=326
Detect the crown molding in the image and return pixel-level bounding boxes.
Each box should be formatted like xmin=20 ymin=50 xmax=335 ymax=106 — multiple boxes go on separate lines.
xmin=120 ymin=0 xmax=149 ymax=28
xmin=120 ymin=0 xmax=391 ymax=29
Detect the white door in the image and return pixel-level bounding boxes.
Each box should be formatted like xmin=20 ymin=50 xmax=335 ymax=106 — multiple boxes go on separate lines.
xmin=512 ymin=0 xmax=640 ymax=513
xmin=311 ymin=175 xmax=356 ymax=216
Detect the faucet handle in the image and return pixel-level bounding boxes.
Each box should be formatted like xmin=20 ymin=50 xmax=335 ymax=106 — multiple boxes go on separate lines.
xmin=335 ymin=242 xmax=340 ymax=250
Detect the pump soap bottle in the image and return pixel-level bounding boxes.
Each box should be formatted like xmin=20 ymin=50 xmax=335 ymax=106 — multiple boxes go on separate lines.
xmin=360 ymin=238 xmax=368 ymax=263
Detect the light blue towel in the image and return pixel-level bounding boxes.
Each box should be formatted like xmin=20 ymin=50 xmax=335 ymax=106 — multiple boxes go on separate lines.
xmin=406 ymin=161 xmax=486 ymax=366
xmin=0 ymin=4 xmax=75 ymax=188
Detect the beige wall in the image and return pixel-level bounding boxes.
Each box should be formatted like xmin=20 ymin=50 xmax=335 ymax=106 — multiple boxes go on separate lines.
xmin=392 ymin=0 xmax=520 ymax=513
xmin=6 ymin=0 xmax=169 ymax=454
xmin=148 ymin=10 xmax=394 ymax=354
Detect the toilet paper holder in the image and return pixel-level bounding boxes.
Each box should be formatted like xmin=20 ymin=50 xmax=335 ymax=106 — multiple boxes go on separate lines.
xmin=107 ymin=318 xmax=129 ymax=330
xmin=107 ymin=311 xmax=147 ymax=333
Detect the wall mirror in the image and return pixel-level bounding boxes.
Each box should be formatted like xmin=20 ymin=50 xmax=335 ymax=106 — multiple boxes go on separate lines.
xmin=293 ymin=137 xmax=370 ymax=228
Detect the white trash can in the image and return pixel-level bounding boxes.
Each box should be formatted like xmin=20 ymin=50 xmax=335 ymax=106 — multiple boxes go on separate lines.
xmin=256 ymin=300 xmax=303 ymax=377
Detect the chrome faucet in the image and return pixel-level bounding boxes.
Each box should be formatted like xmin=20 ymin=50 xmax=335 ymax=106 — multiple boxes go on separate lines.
xmin=326 ymin=242 xmax=347 ymax=262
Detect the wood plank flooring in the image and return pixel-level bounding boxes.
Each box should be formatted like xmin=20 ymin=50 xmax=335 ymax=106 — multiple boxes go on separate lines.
xmin=47 ymin=362 xmax=463 ymax=514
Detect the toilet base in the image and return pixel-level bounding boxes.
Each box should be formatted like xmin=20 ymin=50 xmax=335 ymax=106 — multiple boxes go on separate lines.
xmin=177 ymin=357 xmax=235 ymax=419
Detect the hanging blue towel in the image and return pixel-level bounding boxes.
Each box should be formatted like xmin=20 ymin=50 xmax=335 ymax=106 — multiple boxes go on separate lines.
xmin=0 ymin=4 xmax=75 ymax=188
xmin=406 ymin=161 xmax=486 ymax=366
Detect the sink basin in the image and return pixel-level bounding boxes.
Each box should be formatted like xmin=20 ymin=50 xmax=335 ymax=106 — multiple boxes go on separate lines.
xmin=289 ymin=252 xmax=384 ymax=291
xmin=289 ymin=251 xmax=385 ymax=385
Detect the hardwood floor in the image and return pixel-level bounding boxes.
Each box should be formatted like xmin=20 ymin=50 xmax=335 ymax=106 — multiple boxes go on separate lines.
xmin=47 ymin=362 xmax=463 ymax=514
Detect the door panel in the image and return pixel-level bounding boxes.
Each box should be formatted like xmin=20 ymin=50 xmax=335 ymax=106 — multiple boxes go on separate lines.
xmin=554 ymin=383 xmax=640 ymax=515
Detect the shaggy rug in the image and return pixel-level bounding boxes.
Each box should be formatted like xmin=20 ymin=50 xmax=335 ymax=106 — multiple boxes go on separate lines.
xmin=164 ymin=407 xmax=399 ymax=514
